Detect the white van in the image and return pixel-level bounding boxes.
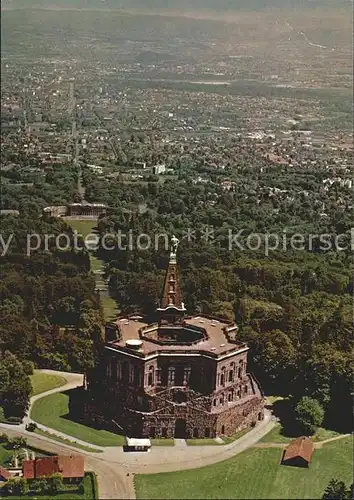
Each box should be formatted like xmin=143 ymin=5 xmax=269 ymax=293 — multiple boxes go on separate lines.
xmin=124 ymin=437 xmax=151 ymax=452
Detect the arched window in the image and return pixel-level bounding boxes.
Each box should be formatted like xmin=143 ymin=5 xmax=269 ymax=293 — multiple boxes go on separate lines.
xmin=134 ymin=366 xmax=140 ymax=385
xmin=128 ymin=365 xmax=133 ymax=383
xmin=184 ymin=367 xmax=191 ymax=384
xmin=170 ymin=274 xmax=175 ymax=281
xmin=220 ymin=366 xmax=225 ymax=386
xmin=148 ymin=366 xmax=154 ymax=386
xmin=168 ymin=367 xmax=175 ymax=385
xmin=122 ymin=362 xmax=129 ymax=383
xmin=228 ymin=370 xmax=234 ymax=382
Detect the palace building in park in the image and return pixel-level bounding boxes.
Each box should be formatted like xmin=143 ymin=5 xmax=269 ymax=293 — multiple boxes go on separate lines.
xmin=83 ymin=237 xmax=264 ymax=439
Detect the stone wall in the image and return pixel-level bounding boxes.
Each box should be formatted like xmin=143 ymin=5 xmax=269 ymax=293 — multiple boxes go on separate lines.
xmin=87 ymin=340 xmax=265 ymax=439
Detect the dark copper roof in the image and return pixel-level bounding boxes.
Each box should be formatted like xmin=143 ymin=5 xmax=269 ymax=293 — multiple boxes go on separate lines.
xmin=108 ymin=315 xmax=245 ymax=358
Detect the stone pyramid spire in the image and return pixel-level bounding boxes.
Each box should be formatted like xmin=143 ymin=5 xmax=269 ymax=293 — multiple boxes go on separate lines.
xmin=157 ymin=235 xmax=185 ymax=324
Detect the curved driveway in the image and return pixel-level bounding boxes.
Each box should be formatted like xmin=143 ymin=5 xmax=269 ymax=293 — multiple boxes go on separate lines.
xmin=0 ymin=370 xmax=277 ymax=498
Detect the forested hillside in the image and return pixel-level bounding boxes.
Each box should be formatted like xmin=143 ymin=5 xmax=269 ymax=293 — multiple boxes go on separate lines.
xmin=86 ymin=151 xmax=353 ymax=431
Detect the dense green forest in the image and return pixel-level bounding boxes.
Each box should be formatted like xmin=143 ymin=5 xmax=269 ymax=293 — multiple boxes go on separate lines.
xmin=0 ymin=214 xmax=103 ymax=372
xmin=82 ymin=148 xmax=353 ymax=431
xmin=0 ymin=164 xmax=103 ymax=418
xmin=0 ymin=151 xmax=352 ymax=429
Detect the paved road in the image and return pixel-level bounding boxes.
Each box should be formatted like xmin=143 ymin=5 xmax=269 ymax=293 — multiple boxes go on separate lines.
xmin=2 ymin=427 xmax=134 ymax=500
xmin=0 ymin=370 xmax=277 ymax=498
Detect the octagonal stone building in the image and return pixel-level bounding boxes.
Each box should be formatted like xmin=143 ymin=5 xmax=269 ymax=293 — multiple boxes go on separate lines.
xmin=85 ymin=237 xmax=264 ymax=439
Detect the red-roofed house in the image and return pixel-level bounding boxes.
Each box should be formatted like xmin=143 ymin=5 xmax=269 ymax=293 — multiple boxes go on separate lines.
xmin=0 ymin=466 xmax=10 ymax=482
xmin=58 ymin=456 xmax=85 ymax=479
xmin=35 ymin=457 xmax=59 ymax=478
xmin=23 ymin=460 xmax=35 ymax=479
xmin=22 ymin=455 xmax=84 ymax=482
xmin=282 ymin=436 xmax=314 ymax=468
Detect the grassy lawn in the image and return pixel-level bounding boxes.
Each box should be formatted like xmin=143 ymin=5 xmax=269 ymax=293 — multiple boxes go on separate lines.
xmin=65 ymin=217 xmax=120 ymax=322
xmin=30 ymin=371 xmax=66 ymax=396
xmin=65 ymin=219 xmax=97 ymax=238
xmin=186 ymin=428 xmax=251 ymax=446
xmin=187 ymin=438 xmax=222 ymax=446
xmin=31 ymin=392 xmax=124 ymax=447
xmin=34 ymin=428 xmax=103 ymax=453
xmin=262 ymin=397 xmax=345 ymax=444
xmin=222 ymin=427 xmax=252 ymax=445
xmin=151 ymin=439 xmax=175 ymax=446
xmin=100 ymin=294 xmax=120 ymax=322
xmin=260 ymin=424 xmax=296 ymax=444
xmin=311 ymin=427 xmax=343 ymax=442
xmin=0 ymin=443 xmax=13 ymax=466
xmin=135 ymin=436 xmax=353 ymax=499
xmin=265 ymin=396 xmax=285 ymax=406
xmin=260 ymin=424 xmax=343 ymax=444
xmin=90 ymin=254 xmax=103 ymax=273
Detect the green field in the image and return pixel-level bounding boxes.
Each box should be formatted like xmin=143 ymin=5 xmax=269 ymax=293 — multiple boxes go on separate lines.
xmin=260 ymin=424 xmax=343 ymax=444
xmin=187 ymin=428 xmax=251 ymax=446
xmin=65 ymin=219 xmax=98 ymax=238
xmin=0 ymin=443 xmax=13 ymax=467
xmin=151 ymin=439 xmax=175 ymax=446
xmin=100 ymin=294 xmax=120 ymax=322
xmin=135 ymin=437 xmax=353 ymax=499
xmin=31 ymin=392 xmax=124 ymax=447
xmin=30 ymin=372 xmax=66 ymax=396
xmin=65 ymin=218 xmax=120 ymax=321
xmin=186 ymin=438 xmax=222 ymax=446
xmin=90 ymin=254 xmax=103 ymax=273
xmin=34 ymin=428 xmax=102 ymax=453
xmin=222 ymin=427 xmax=252 ymax=445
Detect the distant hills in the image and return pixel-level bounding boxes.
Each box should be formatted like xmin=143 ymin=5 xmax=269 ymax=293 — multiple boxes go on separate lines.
xmin=1 ymin=0 xmax=350 ymax=11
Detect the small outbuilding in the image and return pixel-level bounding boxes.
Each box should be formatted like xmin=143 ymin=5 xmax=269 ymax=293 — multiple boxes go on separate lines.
xmin=281 ymin=436 xmax=314 ymax=468
xmin=0 ymin=466 xmax=10 ymax=482
xmin=124 ymin=438 xmax=151 ymax=452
